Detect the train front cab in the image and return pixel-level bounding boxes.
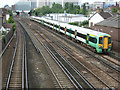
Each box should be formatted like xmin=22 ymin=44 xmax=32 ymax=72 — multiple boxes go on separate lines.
xmin=97 ymin=35 xmax=111 ymax=53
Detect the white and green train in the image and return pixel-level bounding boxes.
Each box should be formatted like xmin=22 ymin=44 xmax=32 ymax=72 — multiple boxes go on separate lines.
xmin=30 ymin=16 xmax=112 ymax=53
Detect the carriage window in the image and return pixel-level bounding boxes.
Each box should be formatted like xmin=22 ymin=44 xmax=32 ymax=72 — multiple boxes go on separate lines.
xmin=71 ymin=30 xmax=74 ymax=34
xmin=99 ymin=37 xmax=102 ymax=44
xmin=77 ymin=33 xmax=86 ymax=39
xmin=108 ymin=37 xmax=111 ymax=44
xmin=60 ymin=27 xmax=65 ymax=30
xmin=89 ymin=37 xmax=97 ymax=43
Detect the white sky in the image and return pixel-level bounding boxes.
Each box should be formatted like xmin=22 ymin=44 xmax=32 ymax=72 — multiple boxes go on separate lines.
xmin=0 ymin=0 xmax=119 ymax=8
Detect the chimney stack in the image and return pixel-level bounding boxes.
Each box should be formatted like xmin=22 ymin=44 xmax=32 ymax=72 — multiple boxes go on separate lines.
xmin=96 ymin=7 xmax=101 ymax=13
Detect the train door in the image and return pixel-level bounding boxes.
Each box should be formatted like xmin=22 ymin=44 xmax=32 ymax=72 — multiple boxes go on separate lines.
xmin=69 ymin=28 xmax=72 ymax=37
xmin=42 ymin=20 xmax=43 ymax=24
xmin=53 ymin=24 xmax=54 ymax=30
xmin=103 ymin=36 xmax=108 ymax=49
xmin=75 ymin=30 xmax=77 ymax=38
xmin=86 ymin=34 xmax=89 ymax=43
xmin=55 ymin=24 xmax=57 ymax=31
xmin=65 ymin=27 xmax=67 ymax=34
xmin=59 ymin=25 xmax=60 ymax=31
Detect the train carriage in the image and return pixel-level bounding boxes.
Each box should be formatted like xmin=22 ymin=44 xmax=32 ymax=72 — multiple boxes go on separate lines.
xmin=30 ymin=16 xmax=112 ymax=53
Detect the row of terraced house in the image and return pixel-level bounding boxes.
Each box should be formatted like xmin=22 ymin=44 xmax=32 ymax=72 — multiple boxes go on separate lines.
xmin=0 ymin=8 xmax=14 ymax=49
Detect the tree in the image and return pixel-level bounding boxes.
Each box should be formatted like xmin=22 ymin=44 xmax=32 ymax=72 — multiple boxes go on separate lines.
xmin=13 ymin=23 xmax=16 ymax=32
xmin=65 ymin=2 xmax=69 ymax=10
xmin=112 ymin=7 xmax=118 ymax=13
xmin=7 ymin=16 xmax=14 ymax=23
xmin=52 ymin=3 xmax=63 ymax=13
xmin=82 ymin=3 xmax=86 ymax=15
xmin=8 ymin=10 xmax=12 ymax=16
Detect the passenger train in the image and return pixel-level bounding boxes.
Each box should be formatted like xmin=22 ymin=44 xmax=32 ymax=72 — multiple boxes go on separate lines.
xmin=30 ymin=16 xmax=112 ymax=53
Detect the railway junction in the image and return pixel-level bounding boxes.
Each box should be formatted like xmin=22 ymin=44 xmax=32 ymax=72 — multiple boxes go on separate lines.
xmin=1 ymin=16 xmax=120 ymax=89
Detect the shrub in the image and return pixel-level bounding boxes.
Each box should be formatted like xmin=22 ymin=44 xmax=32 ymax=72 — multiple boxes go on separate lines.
xmin=7 ymin=16 xmax=14 ymax=23
xmin=13 ymin=23 xmax=16 ymax=32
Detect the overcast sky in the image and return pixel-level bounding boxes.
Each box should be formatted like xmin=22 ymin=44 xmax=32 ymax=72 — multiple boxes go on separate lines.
xmin=0 ymin=0 xmax=119 ymax=8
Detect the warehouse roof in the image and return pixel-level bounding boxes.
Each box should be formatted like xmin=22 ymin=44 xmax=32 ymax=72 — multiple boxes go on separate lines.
xmin=96 ymin=15 xmax=120 ymax=29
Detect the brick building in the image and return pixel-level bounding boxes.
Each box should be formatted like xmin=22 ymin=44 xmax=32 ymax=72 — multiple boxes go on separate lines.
xmin=94 ymin=15 xmax=120 ymax=53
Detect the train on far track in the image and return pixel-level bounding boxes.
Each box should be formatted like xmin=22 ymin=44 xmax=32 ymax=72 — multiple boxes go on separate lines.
xmin=30 ymin=16 xmax=112 ymax=53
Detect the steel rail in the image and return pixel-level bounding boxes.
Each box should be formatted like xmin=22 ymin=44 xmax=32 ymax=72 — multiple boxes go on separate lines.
xmin=32 ymin=20 xmax=120 ymax=74
xmin=24 ymin=30 xmax=28 ymax=90
xmin=36 ymin=22 xmax=120 ymax=85
xmin=22 ymin=30 xmax=24 ymax=89
xmin=5 ymin=31 xmax=19 ymax=90
xmin=18 ymin=21 xmax=29 ymax=89
xmin=40 ymin=29 xmax=120 ymax=86
xmin=35 ymin=29 xmax=112 ymax=89
xmin=31 ymin=30 xmax=83 ymax=89
xmin=19 ymin=21 xmax=64 ymax=89
xmin=31 ymin=29 xmax=94 ymax=89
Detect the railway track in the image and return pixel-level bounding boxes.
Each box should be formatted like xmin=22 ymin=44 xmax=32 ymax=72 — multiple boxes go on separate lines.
xmin=30 ymin=19 xmax=120 ymax=73
xmin=19 ymin=20 xmax=96 ymax=89
xmin=5 ymin=23 xmax=28 ymax=90
xmin=18 ymin=21 xmax=76 ymax=88
xmin=32 ymin=25 xmax=119 ymax=89
xmin=24 ymin=18 xmax=120 ymax=88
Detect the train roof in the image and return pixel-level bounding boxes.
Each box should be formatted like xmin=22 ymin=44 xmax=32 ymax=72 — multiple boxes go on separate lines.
xmin=31 ymin=16 xmax=110 ymax=37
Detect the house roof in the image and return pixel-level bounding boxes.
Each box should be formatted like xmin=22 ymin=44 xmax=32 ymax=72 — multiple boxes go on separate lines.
xmin=0 ymin=15 xmax=2 ymax=17
xmin=0 ymin=26 xmax=6 ymax=32
xmin=2 ymin=8 xmax=9 ymax=15
xmin=0 ymin=8 xmax=2 ymax=15
xmin=99 ymin=12 xmax=112 ymax=19
xmin=96 ymin=15 xmax=120 ymax=29
xmin=89 ymin=11 xmax=112 ymax=20
xmin=3 ymin=23 xmax=13 ymax=29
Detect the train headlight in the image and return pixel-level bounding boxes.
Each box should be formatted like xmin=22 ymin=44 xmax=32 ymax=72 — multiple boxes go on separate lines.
xmin=99 ymin=45 xmax=102 ymax=48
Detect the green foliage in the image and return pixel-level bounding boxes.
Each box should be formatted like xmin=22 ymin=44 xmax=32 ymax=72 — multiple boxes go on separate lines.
xmin=69 ymin=20 xmax=89 ymax=27
xmin=8 ymin=10 xmax=12 ymax=16
xmin=80 ymin=20 xmax=88 ymax=26
xmin=69 ymin=22 xmax=78 ymax=26
xmin=31 ymin=2 xmax=89 ymax=16
xmin=7 ymin=16 xmax=14 ymax=23
xmin=2 ymin=31 xmax=7 ymax=35
xmin=13 ymin=23 xmax=16 ymax=32
xmin=7 ymin=16 xmax=16 ymax=31
xmin=112 ymin=7 xmax=118 ymax=13
xmin=64 ymin=3 xmax=80 ymax=14
xmin=82 ymin=4 xmax=86 ymax=15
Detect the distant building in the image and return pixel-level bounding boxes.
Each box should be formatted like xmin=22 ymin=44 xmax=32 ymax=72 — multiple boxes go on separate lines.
xmin=46 ymin=13 xmax=88 ymax=23
xmin=94 ymin=15 xmax=120 ymax=53
xmin=84 ymin=2 xmax=90 ymax=9
xmin=12 ymin=5 xmax=15 ymax=11
xmin=92 ymin=1 xmax=105 ymax=10
xmin=15 ymin=1 xmax=31 ymax=12
xmin=37 ymin=0 xmax=46 ymax=8
xmin=117 ymin=1 xmax=120 ymax=8
xmin=89 ymin=11 xmax=112 ymax=28
xmin=38 ymin=0 xmax=80 ymax=8
xmin=30 ymin=0 xmax=37 ymax=9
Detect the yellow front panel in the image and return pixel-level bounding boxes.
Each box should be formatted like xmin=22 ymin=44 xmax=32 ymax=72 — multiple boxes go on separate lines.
xmin=104 ymin=38 xmax=108 ymax=49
